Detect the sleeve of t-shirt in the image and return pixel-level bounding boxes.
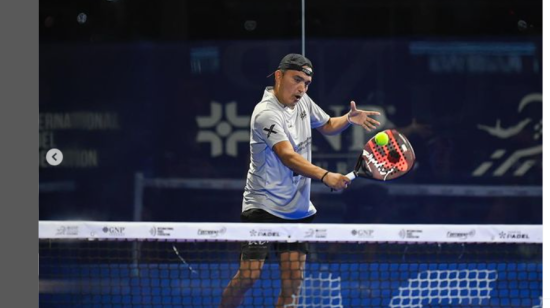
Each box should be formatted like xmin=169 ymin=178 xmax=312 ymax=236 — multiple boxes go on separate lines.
xmin=254 ymin=110 xmax=289 ymax=149
xmin=305 ymin=95 xmax=330 ymax=128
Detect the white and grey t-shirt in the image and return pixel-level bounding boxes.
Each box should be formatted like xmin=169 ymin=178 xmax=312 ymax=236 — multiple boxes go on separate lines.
xmin=242 ymin=87 xmax=330 ymax=219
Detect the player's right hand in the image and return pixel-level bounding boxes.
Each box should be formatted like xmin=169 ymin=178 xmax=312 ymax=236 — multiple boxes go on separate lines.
xmin=322 ymin=172 xmax=351 ymax=191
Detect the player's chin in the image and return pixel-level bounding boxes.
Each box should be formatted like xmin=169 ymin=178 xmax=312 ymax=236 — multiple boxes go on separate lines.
xmin=287 ymin=99 xmax=299 ymax=107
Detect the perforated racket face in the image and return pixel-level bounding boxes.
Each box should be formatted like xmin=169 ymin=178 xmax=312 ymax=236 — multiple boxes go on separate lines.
xmin=355 ymin=129 xmax=416 ymax=181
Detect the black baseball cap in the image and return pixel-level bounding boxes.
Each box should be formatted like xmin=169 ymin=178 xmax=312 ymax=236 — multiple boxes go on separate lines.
xmin=277 ymin=53 xmax=313 ymax=76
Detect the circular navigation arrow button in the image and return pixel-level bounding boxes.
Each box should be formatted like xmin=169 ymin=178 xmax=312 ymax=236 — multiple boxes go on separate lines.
xmin=46 ymin=149 xmax=63 ymax=166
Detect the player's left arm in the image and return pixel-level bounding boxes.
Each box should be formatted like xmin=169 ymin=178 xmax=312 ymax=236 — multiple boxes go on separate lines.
xmin=317 ymin=101 xmax=381 ymax=135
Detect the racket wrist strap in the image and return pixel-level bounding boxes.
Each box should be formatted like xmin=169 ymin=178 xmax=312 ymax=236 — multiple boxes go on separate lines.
xmin=320 ymin=171 xmax=330 ymax=184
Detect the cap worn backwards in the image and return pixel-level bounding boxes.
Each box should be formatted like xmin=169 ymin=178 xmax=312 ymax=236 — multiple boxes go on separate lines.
xmin=278 ymin=53 xmax=313 ymax=76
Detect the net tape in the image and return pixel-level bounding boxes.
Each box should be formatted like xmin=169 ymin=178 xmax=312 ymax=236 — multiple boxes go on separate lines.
xmin=39 ymin=221 xmax=541 ymax=243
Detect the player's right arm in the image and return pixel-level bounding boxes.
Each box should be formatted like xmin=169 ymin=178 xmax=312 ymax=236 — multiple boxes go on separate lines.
xmin=254 ymin=108 xmax=349 ymax=190
xmin=272 ymin=141 xmax=350 ymax=190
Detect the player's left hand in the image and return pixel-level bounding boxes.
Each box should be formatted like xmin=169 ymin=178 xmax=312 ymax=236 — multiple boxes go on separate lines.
xmin=347 ymin=101 xmax=381 ymax=131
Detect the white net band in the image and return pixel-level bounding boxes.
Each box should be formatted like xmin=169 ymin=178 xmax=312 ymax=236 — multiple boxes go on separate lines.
xmin=39 ymin=221 xmax=542 ymax=243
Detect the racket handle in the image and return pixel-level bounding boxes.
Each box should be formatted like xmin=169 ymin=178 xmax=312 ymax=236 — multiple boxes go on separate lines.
xmin=346 ymin=171 xmax=356 ymax=181
xmin=330 ymin=171 xmax=355 ymax=192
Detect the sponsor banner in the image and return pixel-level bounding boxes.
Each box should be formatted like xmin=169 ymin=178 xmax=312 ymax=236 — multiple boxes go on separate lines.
xmin=196 ymin=227 xmax=227 ymax=238
xmin=149 ymin=226 xmax=174 ymax=237
xmin=445 ymin=229 xmax=476 ymax=240
xmin=304 ymin=228 xmax=328 ymax=239
xmin=54 ymin=225 xmax=80 ymax=236
xmin=38 ymin=221 xmax=542 ymax=243
xmin=100 ymin=226 xmax=127 ymax=237
xmin=496 ymin=230 xmax=531 ymax=241
xmin=231 ymin=223 xmax=294 ymax=242
xmin=398 ymin=229 xmax=423 ymax=239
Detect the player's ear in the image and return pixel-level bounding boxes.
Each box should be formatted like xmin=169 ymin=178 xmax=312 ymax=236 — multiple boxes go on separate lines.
xmin=273 ymin=70 xmax=282 ymax=88
xmin=274 ymin=70 xmax=281 ymax=81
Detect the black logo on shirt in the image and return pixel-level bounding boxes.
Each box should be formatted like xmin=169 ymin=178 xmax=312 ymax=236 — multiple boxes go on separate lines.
xmin=263 ymin=124 xmax=278 ymax=138
xmin=300 ymin=111 xmax=307 ymax=120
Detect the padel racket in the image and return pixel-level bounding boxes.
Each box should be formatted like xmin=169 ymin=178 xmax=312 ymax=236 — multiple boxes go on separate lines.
xmin=346 ymin=129 xmax=415 ymax=181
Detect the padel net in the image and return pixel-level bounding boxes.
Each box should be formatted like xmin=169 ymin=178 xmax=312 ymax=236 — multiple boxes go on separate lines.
xmin=39 ymin=221 xmax=541 ymax=307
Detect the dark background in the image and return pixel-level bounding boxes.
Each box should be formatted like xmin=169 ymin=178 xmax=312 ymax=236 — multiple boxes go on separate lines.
xmin=39 ymin=0 xmax=542 ymax=224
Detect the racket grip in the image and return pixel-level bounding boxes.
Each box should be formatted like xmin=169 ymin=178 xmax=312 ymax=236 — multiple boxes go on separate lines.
xmin=346 ymin=171 xmax=356 ymax=181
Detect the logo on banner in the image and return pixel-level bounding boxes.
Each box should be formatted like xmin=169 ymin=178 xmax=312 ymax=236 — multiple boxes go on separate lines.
xmin=150 ymin=226 xmax=174 ymax=237
xmin=196 ymin=101 xmax=250 ymax=157
xmin=399 ymin=229 xmax=423 ymax=239
xmin=498 ymin=231 xmax=530 ymax=240
xmin=197 ymin=227 xmax=226 ymax=238
xmin=351 ymin=229 xmax=374 ymax=238
xmin=55 ymin=226 xmax=79 ymax=236
xmin=473 ymin=93 xmax=542 ymax=177
xmin=305 ymin=229 xmax=328 ymax=239
xmin=446 ymin=230 xmax=476 ymax=239
xmin=249 ymin=229 xmax=280 ymax=237
xmin=102 ymin=226 xmax=125 ymax=236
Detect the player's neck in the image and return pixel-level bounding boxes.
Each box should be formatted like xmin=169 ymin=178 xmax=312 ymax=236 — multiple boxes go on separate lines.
xmin=271 ymin=88 xmax=296 ymax=109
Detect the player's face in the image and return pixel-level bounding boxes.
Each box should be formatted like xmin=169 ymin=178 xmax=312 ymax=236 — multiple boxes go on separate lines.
xmin=276 ymin=69 xmax=312 ymax=107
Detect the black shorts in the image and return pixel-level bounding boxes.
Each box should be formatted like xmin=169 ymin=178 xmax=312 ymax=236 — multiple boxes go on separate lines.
xmin=240 ymin=209 xmax=316 ymax=260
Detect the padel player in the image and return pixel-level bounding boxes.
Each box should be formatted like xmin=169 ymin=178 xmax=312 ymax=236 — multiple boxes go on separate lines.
xmin=219 ymin=53 xmax=381 ymax=308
